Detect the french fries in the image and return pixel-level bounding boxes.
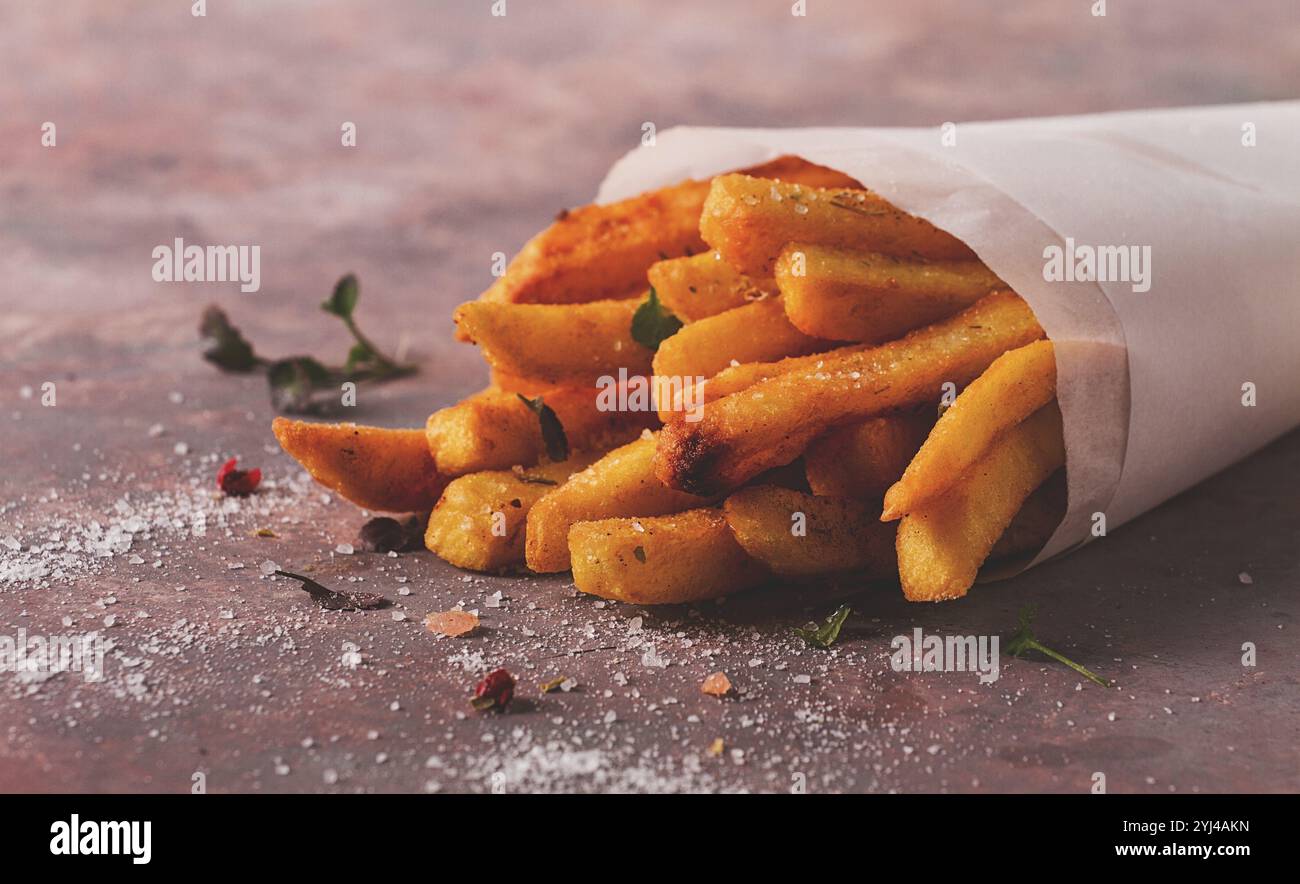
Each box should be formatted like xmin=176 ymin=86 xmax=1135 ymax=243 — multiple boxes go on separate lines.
xmin=272 ymin=418 xmax=446 ymax=513
xmin=882 ymin=340 xmax=1057 ymax=520
xmin=701 ymin=174 xmax=975 ymax=279
xmin=776 ymin=244 xmax=1005 ymax=343
xmin=424 ymin=455 xmax=598 ymax=572
xmin=651 ymin=297 xmax=830 ymax=382
xmin=454 ymin=298 xmax=648 ymax=386
xmin=722 ymin=486 xmax=896 ymax=577
xmin=282 ymin=153 xmax=1075 ymax=606
xmin=804 ymin=411 xmax=932 ymax=500
xmin=569 ymin=508 xmax=767 ymax=604
xmin=656 ymin=291 xmax=1045 ymax=496
xmin=426 ymin=388 xmax=652 ymax=476
xmin=525 ymin=433 xmax=710 ymax=573
xmin=482 ymin=155 xmax=860 ymax=306
xmin=647 ymin=251 xmax=774 ymax=322
xmin=896 ymin=402 xmax=1066 ymax=601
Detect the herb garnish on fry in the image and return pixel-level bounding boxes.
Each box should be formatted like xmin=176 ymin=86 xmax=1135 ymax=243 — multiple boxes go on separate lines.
xmin=630 ymin=287 xmax=683 ymax=350
xmin=516 ymin=394 xmax=569 ymax=461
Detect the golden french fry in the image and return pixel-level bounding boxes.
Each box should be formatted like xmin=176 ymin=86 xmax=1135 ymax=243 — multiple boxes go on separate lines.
xmin=804 ymin=411 xmax=933 ymax=500
xmin=569 ymin=508 xmax=767 ymax=604
xmin=423 ymin=455 xmax=599 ymax=572
xmin=454 ymin=298 xmax=649 ymax=386
xmin=989 ymin=469 xmax=1066 ymax=561
xmin=658 ymin=341 xmax=872 ymax=421
xmin=776 ymin=244 xmax=1005 ymax=343
xmin=882 ymin=339 xmax=1057 ymax=520
xmin=647 ymin=251 xmax=775 ymax=322
xmin=525 ymin=433 xmax=711 ymax=573
xmin=722 ymin=486 xmax=896 ymax=577
xmin=481 ymin=178 xmax=706 ymax=306
xmin=272 ymin=418 xmax=446 ymax=513
xmin=656 ymin=291 xmax=1044 ymax=496
xmin=651 ymin=297 xmax=830 ymax=383
xmin=896 ymin=402 xmax=1065 ymax=601
xmin=488 ymin=368 xmax=551 ymax=395
xmin=482 ymin=155 xmax=862 ymax=306
xmin=701 ymin=174 xmax=975 ymax=279
xmin=426 ymin=388 xmax=652 ymax=476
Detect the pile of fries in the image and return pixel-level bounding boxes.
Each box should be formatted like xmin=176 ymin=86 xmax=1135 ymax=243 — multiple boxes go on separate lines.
xmin=274 ymin=155 xmax=1066 ymax=604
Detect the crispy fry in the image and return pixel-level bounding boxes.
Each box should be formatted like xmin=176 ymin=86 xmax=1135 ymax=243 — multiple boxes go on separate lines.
xmin=658 ymin=341 xmax=873 ymax=421
xmin=776 ymin=244 xmax=1005 ymax=343
xmin=656 ymin=291 xmax=1044 ymax=496
xmin=722 ymin=486 xmax=896 ymax=577
xmin=569 ymin=508 xmax=767 ymax=604
xmin=454 ymin=298 xmax=649 ymax=386
xmin=701 ymin=174 xmax=975 ymax=278
xmin=272 ymin=418 xmax=446 ymax=513
xmin=426 ymin=388 xmax=652 ymax=476
xmin=651 ymin=298 xmax=830 ymax=383
xmin=882 ymin=340 xmax=1057 ymax=520
xmin=989 ymin=469 xmax=1066 ymax=561
xmin=481 ymin=178 xmax=706 ymax=306
xmin=526 ymin=432 xmax=711 ymax=573
xmin=804 ymin=411 xmax=932 ymax=500
xmin=424 ymin=455 xmax=598 ymax=572
xmin=896 ymin=402 xmax=1065 ymax=601
xmin=647 ymin=251 xmax=775 ymax=322
xmin=488 ymin=368 xmax=551 ymax=395
xmin=482 ymin=156 xmax=861 ymax=306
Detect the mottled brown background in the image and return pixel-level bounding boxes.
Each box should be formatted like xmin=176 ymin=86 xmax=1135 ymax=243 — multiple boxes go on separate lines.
xmin=0 ymin=0 xmax=1296 ymax=793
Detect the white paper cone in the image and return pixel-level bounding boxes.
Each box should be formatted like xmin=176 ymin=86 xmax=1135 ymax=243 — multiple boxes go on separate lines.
xmin=597 ymin=103 xmax=1300 ymax=566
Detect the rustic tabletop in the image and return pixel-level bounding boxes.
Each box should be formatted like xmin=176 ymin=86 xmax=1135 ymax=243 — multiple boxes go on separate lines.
xmin=1 ymin=0 xmax=1296 ymax=793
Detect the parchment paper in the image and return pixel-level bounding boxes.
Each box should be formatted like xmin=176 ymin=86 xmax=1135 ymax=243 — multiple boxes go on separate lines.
xmin=597 ymin=102 xmax=1300 ymax=566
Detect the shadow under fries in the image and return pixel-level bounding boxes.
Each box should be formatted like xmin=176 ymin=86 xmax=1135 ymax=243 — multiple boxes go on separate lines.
xmin=633 ymin=425 xmax=1299 ymax=666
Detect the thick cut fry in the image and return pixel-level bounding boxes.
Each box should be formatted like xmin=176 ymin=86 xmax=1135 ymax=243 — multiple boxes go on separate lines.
xmin=896 ymin=402 xmax=1065 ymax=601
xmin=526 ymin=433 xmax=711 ymax=572
xmin=804 ymin=412 xmax=932 ymax=500
xmin=722 ymin=486 xmax=896 ymax=577
xmin=482 ymin=156 xmax=861 ymax=306
xmin=481 ymin=178 xmax=706 ymax=306
xmin=651 ymin=298 xmax=831 ymax=382
xmin=648 ymin=251 xmax=775 ymax=322
xmin=569 ymin=509 xmax=767 ymax=604
xmin=776 ymin=244 xmax=1005 ymax=343
xmin=424 ymin=455 xmax=598 ymax=572
xmin=882 ymin=340 xmax=1057 ymax=520
xmin=272 ymin=418 xmax=446 ymax=513
xmin=488 ymin=368 xmax=551 ymax=395
xmin=426 ymin=388 xmax=653 ymax=476
xmin=659 ymin=341 xmax=873 ymax=421
xmin=701 ymin=174 xmax=975 ymax=278
xmin=656 ymin=291 xmax=1044 ymax=496
xmin=454 ymin=298 xmax=649 ymax=386
xmin=989 ymin=469 xmax=1066 ymax=560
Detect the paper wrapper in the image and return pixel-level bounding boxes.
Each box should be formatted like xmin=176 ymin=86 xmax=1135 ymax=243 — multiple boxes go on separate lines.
xmin=597 ymin=102 xmax=1300 ymax=569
